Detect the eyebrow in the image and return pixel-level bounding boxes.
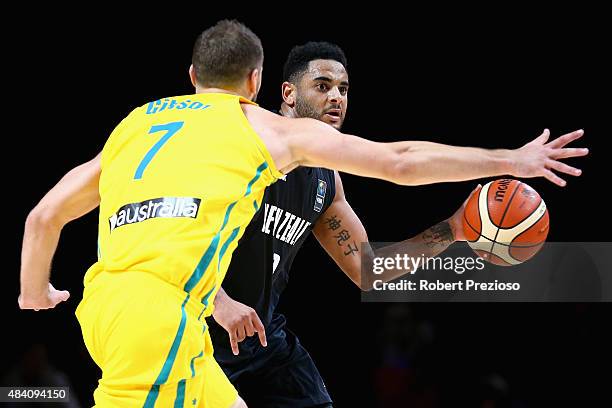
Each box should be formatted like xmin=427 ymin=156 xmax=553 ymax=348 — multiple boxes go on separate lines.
xmin=313 ymin=76 xmax=350 ymax=86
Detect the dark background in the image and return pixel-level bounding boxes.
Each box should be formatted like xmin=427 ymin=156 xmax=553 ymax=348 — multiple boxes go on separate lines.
xmin=4 ymin=7 xmax=610 ymax=407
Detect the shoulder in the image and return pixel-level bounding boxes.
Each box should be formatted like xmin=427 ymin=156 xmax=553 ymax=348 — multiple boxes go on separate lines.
xmin=243 ymin=105 xmax=333 ymax=136
xmin=241 ymin=103 xmax=281 ymax=123
xmin=315 ymin=167 xmax=337 ymax=184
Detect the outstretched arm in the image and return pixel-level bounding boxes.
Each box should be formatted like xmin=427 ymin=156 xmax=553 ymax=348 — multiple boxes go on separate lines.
xmin=278 ymin=114 xmax=587 ymax=187
xmin=313 ymin=172 xmax=480 ymax=290
xmin=19 ymin=154 xmax=101 ymax=310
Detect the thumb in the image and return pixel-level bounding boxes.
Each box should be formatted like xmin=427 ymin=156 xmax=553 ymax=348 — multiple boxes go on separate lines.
xmin=51 ymin=290 xmax=70 ymax=305
xmin=463 ymin=184 xmax=482 ymax=208
xmin=534 ymin=128 xmax=550 ymax=145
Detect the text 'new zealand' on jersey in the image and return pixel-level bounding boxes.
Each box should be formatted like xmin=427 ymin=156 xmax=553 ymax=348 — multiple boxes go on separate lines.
xmin=208 ymin=165 xmax=336 ymax=344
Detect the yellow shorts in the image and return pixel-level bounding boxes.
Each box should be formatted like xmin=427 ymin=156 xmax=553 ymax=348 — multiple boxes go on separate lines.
xmin=76 ymin=271 xmax=237 ymax=408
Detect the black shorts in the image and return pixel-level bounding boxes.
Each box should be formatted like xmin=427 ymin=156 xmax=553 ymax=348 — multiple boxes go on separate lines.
xmin=213 ymin=314 xmax=332 ymax=408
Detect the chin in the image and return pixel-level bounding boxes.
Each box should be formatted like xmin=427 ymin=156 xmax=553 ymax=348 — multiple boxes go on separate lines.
xmin=320 ymin=118 xmax=342 ymax=130
xmin=330 ymin=121 xmax=344 ymax=130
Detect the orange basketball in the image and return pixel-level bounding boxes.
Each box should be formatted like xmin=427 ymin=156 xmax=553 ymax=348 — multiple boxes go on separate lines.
xmin=463 ymin=179 xmax=550 ymax=266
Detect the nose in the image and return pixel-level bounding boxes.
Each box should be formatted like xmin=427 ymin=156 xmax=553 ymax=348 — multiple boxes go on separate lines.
xmin=328 ymin=87 xmax=343 ymax=105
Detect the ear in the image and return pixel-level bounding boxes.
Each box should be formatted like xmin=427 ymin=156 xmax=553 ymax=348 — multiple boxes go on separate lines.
xmin=189 ymin=65 xmax=198 ymax=88
xmin=247 ymin=68 xmax=261 ymax=100
xmin=281 ymin=82 xmax=296 ymax=107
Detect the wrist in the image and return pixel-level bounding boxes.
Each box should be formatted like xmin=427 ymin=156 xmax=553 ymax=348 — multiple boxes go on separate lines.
xmin=496 ymin=149 xmax=516 ymax=176
xmin=20 ymin=284 xmax=48 ymax=300
xmin=213 ymin=291 xmax=226 ymax=309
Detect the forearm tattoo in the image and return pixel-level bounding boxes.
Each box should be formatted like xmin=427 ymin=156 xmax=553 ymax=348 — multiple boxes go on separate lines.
xmin=422 ymin=221 xmax=454 ymax=249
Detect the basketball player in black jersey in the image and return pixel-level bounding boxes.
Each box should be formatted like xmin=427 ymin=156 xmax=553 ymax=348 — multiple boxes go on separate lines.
xmin=207 ymin=42 xmax=478 ymax=408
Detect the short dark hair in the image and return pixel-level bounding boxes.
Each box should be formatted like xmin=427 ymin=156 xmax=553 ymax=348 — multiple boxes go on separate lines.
xmin=192 ymin=20 xmax=264 ymax=88
xmin=282 ymin=42 xmax=348 ymax=83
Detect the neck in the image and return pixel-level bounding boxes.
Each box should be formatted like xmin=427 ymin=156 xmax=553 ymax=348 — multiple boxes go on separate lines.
xmin=194 ymin=85 xmax=253 ymax=100
xmin=195 ymin=86 xmax=238 ymax=96
xmin=279 ymin=102 xmax=298 ymax=118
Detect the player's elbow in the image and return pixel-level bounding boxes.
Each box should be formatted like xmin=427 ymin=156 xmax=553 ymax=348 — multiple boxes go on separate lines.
xmin=358 ymin=272 xmax=378 ymax=292
xmin=26 ymin=205 xmax=64 ymax=232
xmin=385 ymin=143 xmax=437 ymax=186
xmin=355 ymin=255 xmax=374 ymax=292
xmin=359 ymin=280 xmax=373 ymax=292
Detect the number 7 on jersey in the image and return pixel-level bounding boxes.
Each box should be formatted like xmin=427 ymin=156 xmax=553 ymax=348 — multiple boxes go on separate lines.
xmin=134 ymin=121 xmax=184 ymax=180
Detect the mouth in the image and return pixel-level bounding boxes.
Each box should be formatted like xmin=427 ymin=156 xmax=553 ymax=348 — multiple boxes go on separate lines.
xmin=323 ymin=109 xmax=342 ymax=122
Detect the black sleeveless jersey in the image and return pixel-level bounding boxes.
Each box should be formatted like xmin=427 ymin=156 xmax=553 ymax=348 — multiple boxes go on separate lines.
xmin=208 ymin=166 xmax=336 ymax=346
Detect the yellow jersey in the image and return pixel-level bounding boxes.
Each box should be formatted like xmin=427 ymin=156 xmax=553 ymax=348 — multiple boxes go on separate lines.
xmin=85 ymin=93 xmax=282 ymax=309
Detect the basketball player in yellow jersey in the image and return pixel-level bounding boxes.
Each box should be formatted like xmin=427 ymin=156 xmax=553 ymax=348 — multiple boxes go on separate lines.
xmin=19 ymin=20 xmax=588 ymax=408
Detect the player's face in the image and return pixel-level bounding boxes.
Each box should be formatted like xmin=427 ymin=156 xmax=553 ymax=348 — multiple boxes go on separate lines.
xmin=295 ymin=59 xmax=349 ymax=130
